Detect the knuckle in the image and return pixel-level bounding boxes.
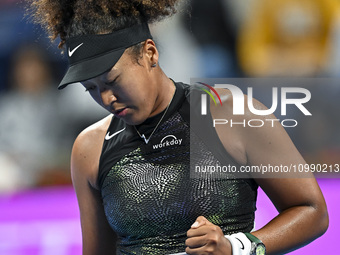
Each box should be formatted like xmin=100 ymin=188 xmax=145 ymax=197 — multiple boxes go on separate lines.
xmin=210 ymin=237 xmax=218 ymax=245
xmin=207 ymin=234 xmax=219 ymax=244
xmin=211 ymin=226 xmax=218 ymax=232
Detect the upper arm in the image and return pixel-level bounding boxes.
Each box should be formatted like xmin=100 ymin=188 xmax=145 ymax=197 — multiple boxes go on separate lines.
xmin=213 ymin=91 xmax=327 ymax=213
xmin=71 ymin=123 xmax=117 ymax=255
xmin=240 ymin=96 xmax=326 ymax=212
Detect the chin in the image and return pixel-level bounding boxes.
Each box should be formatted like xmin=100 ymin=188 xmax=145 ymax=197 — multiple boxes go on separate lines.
xmin=122 ymin=116 xmax=146 ymax=126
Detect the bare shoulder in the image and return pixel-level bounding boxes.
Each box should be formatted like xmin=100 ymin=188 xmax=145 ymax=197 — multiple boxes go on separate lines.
xmin=211 ymin=88 xmax=293 ymax=166
xmin=213 ymin=87 xmax=268 ymax=118
xmin=75 ymin=114 xmax=113 ymax=148
xmin=71 ymin=114 xmax=113 ymax=189
xmin=210 ymin=88 xmax=248 ymax=165
xmin=212 ymin=88 xmax=242 ymax=119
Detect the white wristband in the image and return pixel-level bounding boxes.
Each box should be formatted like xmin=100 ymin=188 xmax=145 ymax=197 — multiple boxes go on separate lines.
xmin=224 ymin=233 xmax=252 ymax=255
xmin=168 ymin=232 xmax=252 ymax=255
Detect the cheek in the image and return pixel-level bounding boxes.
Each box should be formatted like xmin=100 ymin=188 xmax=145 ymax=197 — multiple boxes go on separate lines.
xmin=133 ymin=86 xmax=152 ymax=103
xmin=122 ymin=79 xmax=149 ymax=103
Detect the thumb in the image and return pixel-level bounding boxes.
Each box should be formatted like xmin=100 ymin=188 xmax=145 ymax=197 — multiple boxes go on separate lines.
xmin=191 ymin=216 xmax=208 ymax=229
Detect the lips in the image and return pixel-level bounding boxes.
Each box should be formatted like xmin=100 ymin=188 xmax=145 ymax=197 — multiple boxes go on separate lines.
xmin=113 ymin=107 xmax=128 ymax=117
xmin=114 ymin=108 xmax=124 ymax=114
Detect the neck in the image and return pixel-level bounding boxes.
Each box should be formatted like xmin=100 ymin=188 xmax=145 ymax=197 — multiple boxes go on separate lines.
xmin=149 ymin=69 xmax=176 ymax=118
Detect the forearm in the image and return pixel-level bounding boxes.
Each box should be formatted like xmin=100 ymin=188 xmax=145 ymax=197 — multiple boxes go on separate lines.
xmin=251 ymin=204 xmax=328 ymax=255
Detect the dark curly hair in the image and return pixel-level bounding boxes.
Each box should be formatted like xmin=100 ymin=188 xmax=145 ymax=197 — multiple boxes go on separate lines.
xmin=28 ymin=0 xmax=180 ymax=50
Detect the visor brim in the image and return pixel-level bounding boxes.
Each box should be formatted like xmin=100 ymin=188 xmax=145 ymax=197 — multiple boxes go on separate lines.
xmin=58 ymin=48 xmax=126 ymax=90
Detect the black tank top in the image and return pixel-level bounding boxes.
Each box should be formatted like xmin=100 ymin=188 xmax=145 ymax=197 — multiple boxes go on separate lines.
xmin=98 ymin=82 xmax=258 ymax=254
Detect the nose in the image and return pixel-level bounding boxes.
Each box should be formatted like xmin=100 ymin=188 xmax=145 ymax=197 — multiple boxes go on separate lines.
xmin=100 ymin=89 xmax=117 ymax=107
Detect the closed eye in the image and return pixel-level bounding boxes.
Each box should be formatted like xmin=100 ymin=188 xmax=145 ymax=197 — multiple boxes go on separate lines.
xmin=105 ymin=75 xmax=119 ymax=87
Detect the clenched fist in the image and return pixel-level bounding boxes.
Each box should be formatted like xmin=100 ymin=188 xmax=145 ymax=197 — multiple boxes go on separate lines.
xmin=185 ymin=216 xmax=232 ymax=255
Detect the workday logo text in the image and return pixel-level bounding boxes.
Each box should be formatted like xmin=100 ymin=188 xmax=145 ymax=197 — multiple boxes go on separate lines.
xmin=199 ymin=83 xmax=312 ymax=128
xmin=152 ymin=135 xmax=183 ymax=150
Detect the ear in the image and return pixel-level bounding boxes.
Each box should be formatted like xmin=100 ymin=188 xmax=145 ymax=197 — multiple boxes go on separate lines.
xmin=143 ymin=39 xmax=159 ymax=67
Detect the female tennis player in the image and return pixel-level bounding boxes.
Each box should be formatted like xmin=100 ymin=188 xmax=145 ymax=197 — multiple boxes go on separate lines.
xmin=29 ymin=1 xmax=328 ymax=254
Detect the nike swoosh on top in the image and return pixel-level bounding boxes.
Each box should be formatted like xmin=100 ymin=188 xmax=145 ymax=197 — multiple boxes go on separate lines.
xmin=235 ymin=237 xmax=245 ymax=250
xmin=68 ymin=43 xmax=84 ymax=57
xmin=105 ymin=127 xmax=126 ymax=140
